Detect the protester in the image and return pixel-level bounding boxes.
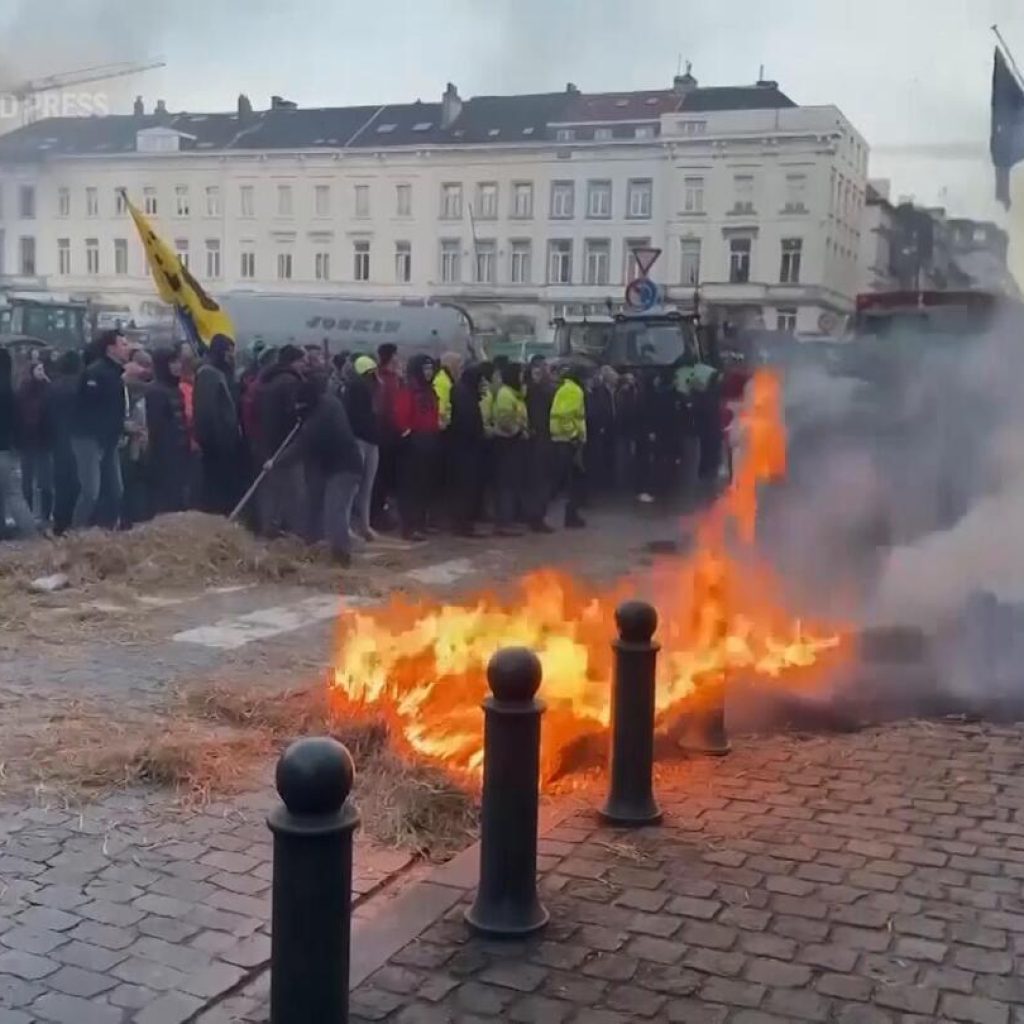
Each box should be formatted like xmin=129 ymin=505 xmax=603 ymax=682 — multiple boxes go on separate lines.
xmin=276 ymin=372 xmax=363 ymax=565
xmin=585 ymin=366 xmax=618 ymax=497
xmin=176 ymin=342 xmax=201 ymax=507
xmin=371 ymin=343 xmax=403 ymax=530
xmin=145 ymin=348 xmax=191 ymax=514
xmin=548 ymin=364 xmax=587 ymax=529
xmin=394 ymin=354 xmax=439 ymax=541
xmin=0 ymin=349 xmax=38 ymax=538
xmin=491 ymin=362 xmax=528 ymax=536
xmin=49 ymin=351 xmax=81 ymax=535
xmin=16 ymin=360 xmax=54 ymax=524
xmin=71 ymin=329 xmax=130 ymax=530
xmin=525 ymin=356 xmax=554 ymax=532
xmin=119 ymin=352 xmax=153 ymax=527
xmin=449 ymin=362 xmax=486 ymax=537
xmin=343 ymin=355 xmax=381 ymax=541
xmin=193 ymin=335 xmax=241 ymax=515
xmin=256 ymin=344 xmax=307 ymax=535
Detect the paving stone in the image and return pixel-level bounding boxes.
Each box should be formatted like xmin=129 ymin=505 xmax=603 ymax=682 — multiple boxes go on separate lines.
xmin=744 ymin=957 xmax=812 ymax=987
xmin=66 ymin=923 xmax=136 ymax=951
xmin=106 ymin=982 xmax=156 ymax=1009
xmin=894 ymin=936 xmax=947 ymax=962
xmin=614 ymin=889 xmax=669 ymax=913
xmin=0 ymin=950 xmax=60 ymax=981
xmin=135 ymin=916 xmax=201 ymax=944
xmin=798 ymin=943 xmax=859 ymax=972
xmin=666 ymin=896 xmax=722 ymax=920
xmin=14 ymin=908 xmax=79 ymax=934
xmin=765 ymin=987 xmax=832 ymax=1021
xmin=664 ymin=998 xmax=728 ymax=1023
xmin=51 ymin=941 xmax=127 ymax=972
xmin=453 ymin=980 xmax=516 ymax=1014
xmin=627 ymin=912 xmax=680 ymax=938
xmin=940 ymin=993 xmax=1011 ymax=1024
xmin=29 ymin=991 xmax=123 ymax=1024
xmin=134 ymin=991 xmax=206 ymax=1024
xmin=699 ymin=975 xmax=765 ymax=1008
xmin=46 ymin=966 xmax=116 ymax=998
xmin=77 ymin=902 xmax=146 ymax=928
xmin=872 ymin=983 xmax=939 ymax=1015
xmin=27 ymin=888 xmax=89 ymax=913
xmin=0 ymin=974 xmax=44 ymax=1008
xmin=816 ymin=972 xmax=873 ymax=1001
xmin=110 ymin=957 xmax=187 ymax=992
xmin=0 ymin=1010 xmax=32 ymax=1023
xmin=220 ymin=933 xmax=271 ymax=968
xmin=954 ymin=947 xmax=1014 ymax=974
xmin=478 ymin=961 xmax=547 ymax=993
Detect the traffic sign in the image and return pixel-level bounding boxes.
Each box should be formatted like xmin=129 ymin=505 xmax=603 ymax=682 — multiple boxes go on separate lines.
xmin=630 ymin=246 xmax=662 ymax=276
xmin=625 ymin=277 xmax=658 ymax=311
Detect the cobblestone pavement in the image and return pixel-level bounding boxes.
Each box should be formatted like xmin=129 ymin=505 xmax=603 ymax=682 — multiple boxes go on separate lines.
xmin=312 ymin=720 xmax=1024 ymax=1024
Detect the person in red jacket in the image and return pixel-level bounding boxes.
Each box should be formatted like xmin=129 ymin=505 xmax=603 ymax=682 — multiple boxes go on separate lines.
xmin=370 ymin=342 xmax=403 ymax=531
xmin=393 ymin=353 xmax=439 ymax=541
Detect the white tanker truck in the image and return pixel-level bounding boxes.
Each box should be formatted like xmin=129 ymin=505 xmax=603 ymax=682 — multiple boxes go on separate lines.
xmin=217 ymin=292 xmax=477 ymax=359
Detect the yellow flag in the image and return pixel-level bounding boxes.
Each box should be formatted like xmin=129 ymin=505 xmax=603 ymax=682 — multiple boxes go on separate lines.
xmin=122 ymin=190 xmax=235 ymax=350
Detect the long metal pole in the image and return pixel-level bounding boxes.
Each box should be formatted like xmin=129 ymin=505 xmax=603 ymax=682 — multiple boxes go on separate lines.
xmin=228 ymin=420 xmax=301 ymax=523
xmin=993 ymin=25 xmax=1024 ymax=89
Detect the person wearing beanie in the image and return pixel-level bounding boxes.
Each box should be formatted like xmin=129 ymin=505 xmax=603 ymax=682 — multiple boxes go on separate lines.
xmin=342 ymin=355 xmax=381 ymax=540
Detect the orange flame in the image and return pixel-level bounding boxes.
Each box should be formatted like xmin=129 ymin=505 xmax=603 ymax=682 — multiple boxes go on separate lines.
xmin=331 ymin=369 xmax=847 ymax=783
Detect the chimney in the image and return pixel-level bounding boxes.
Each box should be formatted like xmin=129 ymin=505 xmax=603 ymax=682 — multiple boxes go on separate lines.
xmin=565 ymin=82 xmax=579 ymax=94
xmin=237 ymin=93 xmax=253 ymax=121
xmin=270 ymin=95 xmax=297 ymax=111
xmin=756 ymin=78 xmax=779 ymax=89
xmin=673 ymin=61 xmax=698 ymax=95
xmin=133 ymin=95 xmax=144 ymax=117
xmin=441 ymin=82 xmax=462 ymax=129
xmin=154 ymin=99 xmax=169 ymax=123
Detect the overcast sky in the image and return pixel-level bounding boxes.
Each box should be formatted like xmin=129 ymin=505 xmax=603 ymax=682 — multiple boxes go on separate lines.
xmin=1 ymin=0 xmax=1023 ymax=225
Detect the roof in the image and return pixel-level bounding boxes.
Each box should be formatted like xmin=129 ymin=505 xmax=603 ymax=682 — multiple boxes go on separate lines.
xmin=0 ymin=81 xmax=798 ymax=160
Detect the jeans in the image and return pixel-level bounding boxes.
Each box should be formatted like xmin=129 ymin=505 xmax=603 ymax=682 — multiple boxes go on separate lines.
xmin=306 ymin=465 xmax=361 ymax=559
xmin=20 ymin=448 xmax=53 ymax=522
xmin=71 ymin=438 xmax=123 ymax=529
xmin=353 ymin=440 xmax=379 ymax=537
xmin=0 ymin=450 xmax=38 ymax=538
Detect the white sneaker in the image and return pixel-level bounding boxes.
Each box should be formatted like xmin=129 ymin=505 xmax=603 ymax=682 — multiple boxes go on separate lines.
xmin=638 ymin=493 xmax=655 ymax=504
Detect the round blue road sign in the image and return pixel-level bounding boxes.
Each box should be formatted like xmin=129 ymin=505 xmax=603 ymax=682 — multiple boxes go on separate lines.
xmin=625 ymin=277 xmax=658 ymax=311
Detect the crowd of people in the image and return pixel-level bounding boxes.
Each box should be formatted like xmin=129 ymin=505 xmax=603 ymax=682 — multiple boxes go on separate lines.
xmin=0 ymin=329 xmax=725 ymax=563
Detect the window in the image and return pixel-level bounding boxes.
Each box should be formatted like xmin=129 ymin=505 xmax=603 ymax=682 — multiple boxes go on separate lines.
xmin=510 ymin=241 xmax=531 ymax=284
xmin=396 ymin=184 xmax=411 ymax=217
xmin=19 ymin=186 xmax=35 ymax=219
xmin=395 ymin=241 xmax=411 ymax=283
xmin=551 ymin=181 xmax=574 ymax=219
xmin=277 ymin=251 xmax=293 ymax=280
xmin=240 ymin=250 xmax=256 ymax=279
xmin=635 ymin=125 xmax=656 ymax=139
xmin=115 ymin=189 xmax=127 ymax=215
xmin=205 ymin=186 xmax=221 ymax=217
xmin=144 ymin=188 xmax=158 ymax=215
xmin=114 ymin=238 xmax=128 ymax=275
xmin=784 ymin=174 xmax=808 ymax=212
xmin=354 ymin=185 xmax=369 ymax=219
xmin=511 ymin=182 xmax=533 ymax=219
xmin=476 ymin=182 xmax=498 ymax=220
xmin=314 ymin=185 xmax=330 ymax=217
xmin=314 ymin=251 xmax=331 ymax=282
xmin=729 ymin=237 xmax=752 ymax=283
xmin=779 ymin=238 xmax=802 ymax=283
xmin=556 ymin=128 xmax=575 ymax=142
xmin=680 ymin=239 xmax=701 ymax=286
xmin=57 ymin=238 xmax=70 ymax=275
xmin=86 ymin=187 xmax=98 ymax=217
xmin=441 ymin=183 xmax=462 ymax=220
xmin=595 ymin=127 xmax=613 ymax=141
xmin=57 ymin=187 xmax=70 ymax=218
xmin=683 ymin=176 xmax=704 ymax=214
xmin=624 ymin=238 xmax=651 ymax=281
xmin=474 ymin=240 xmax=496 ymax=284
xmin=584 ymin=239 xmax=610 ymax=285
xmin=548 ymin=240 xmax=572 ymax=284
xmin=205 ymin=239 xmax=221 ymax=278
xmin=353 ymin=240 xmax=370 ymax=281
xmin=586 ymin=180 xmax=612 ymax=219
xmin=440 ymin=239 xmax=460 ymax=283
xmin=19 ymin=236 xmax=35 ymax=274
xmin=240 ymin=185 xmax=255 ymax=218
xmin=732 ymin=174 xmax=755 ymax=213
xmin=777 ymin=307 xmax=798 ymax=332
xmin=277 ymin=184 xmax=293 ymax=217
xmin=627 ymin=179 xmax=653 ymax=219
xmin=175 ymin=186 xmax=190 ymax=217
xmin=175 ymin=238 xmax=189 ymax=269
xmin=85 ymin=238 xmax=99 ymax=275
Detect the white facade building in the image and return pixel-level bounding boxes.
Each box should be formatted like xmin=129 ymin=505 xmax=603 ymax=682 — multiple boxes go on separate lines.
xmin=0 ymin=74 xmax=869 ymax=341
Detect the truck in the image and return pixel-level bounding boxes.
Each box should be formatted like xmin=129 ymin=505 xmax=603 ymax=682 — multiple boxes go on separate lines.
xmin=0 ymin=295 xmax=90 ymax=352
xmin=216 ymin=292 xmax=477 ymax=359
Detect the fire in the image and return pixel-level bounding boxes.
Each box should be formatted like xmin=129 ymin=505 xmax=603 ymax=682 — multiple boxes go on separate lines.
xmin=331 ymin=370 xmax=847 ymax=782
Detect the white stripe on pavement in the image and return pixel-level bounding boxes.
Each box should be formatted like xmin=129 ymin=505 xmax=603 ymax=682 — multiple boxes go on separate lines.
xmin=172 ymin=594 xmax=371 ymax=650
xmin=405 ymin=558 xmax=475 ymax=586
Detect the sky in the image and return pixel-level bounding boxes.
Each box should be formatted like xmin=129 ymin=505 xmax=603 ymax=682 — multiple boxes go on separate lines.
xmin=1 ymin=0 xmax=1023 ymax=229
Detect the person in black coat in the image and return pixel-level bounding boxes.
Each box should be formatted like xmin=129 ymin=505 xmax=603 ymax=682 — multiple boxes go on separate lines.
xmin=48 ymin=351 xmax=82 ymax=535
xmin=145 ymin=348 xmax=191 ymax=515
xmin=71 ymin=329 xmax=130 ymax=529
xmin=449 ymin=363 xmax=486 ymax=537
xmin=342 ymin=355 xmax=381 ymax=540
xmin=193 ymin=335 xmax=241 ymax=515
xmin=16 ymin=360 xmax=54 ymax=524
xmin=0 ymin=349 xmax=38 ymax=538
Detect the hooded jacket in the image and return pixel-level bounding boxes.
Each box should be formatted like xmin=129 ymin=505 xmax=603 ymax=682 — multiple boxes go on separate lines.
xmin=193 ymin=360 xmax=238 ymax=455
xmin=342 ymin=371 xmax=380 ymax=445
xmin=72 ymin=355 xmax=126 ymax=448
xmin=16 ymin=376 xmax=53 ymax=449
xmin=394 ymin=356 xmax=439 ymax=436
xmin=257 ymin=362 xmax=304 ymax=453
xmin=145 ymin=352 xmax=190 ymax=478
xmin=450 ymin=367 xmax=485 ymax=446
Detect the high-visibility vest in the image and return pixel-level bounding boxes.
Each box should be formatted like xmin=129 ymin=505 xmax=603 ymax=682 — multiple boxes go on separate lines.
xmin=492 ymin=384 xmax=527 ymax=438
xmin=550 ymin=379 xmax=586 ymax=443
xmin=433 ymin=368 xmax=453 ymax=429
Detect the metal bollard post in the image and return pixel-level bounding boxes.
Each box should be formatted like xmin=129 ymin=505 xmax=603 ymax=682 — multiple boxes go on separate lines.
xmin=465 ymin=647 xmax=550 ymax=938
xmin=677 ymin=676 xmax=731 ymax=756
xmin=601 ymin=600 xmax=663 ymax=826
xmin=268 ymin=736 xmax=360 ymax=1024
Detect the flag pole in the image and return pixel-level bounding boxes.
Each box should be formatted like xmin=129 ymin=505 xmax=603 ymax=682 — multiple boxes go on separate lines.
xmin=993 ymin=24 xmax=1024 ymax=89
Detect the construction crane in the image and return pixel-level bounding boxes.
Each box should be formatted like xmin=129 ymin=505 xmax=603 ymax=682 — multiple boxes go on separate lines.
xmin=9 ymin=58 xmax=166 ymax=124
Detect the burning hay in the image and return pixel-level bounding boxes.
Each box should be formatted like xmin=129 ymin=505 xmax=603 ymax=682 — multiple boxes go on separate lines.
xmin=6 ymin=683 xmax=476 ymax=858
xmin=330 ymin=370 xmax=849 ymax=786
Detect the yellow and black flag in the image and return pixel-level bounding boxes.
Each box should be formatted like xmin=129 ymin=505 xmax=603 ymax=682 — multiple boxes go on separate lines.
xmin=122 ymin=189 xmax=235 ymax=350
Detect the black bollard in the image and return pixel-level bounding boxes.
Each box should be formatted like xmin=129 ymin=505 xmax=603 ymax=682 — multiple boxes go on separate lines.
xmin=465 ymin=647 xmax=550 ymax=938
xmin=268 ymin=736 xmax=360 ymax=1024
xmin=677 ymin=676 xmax=731 ymax=756
xmin=600 ymin=600 xmax=663 ymax=826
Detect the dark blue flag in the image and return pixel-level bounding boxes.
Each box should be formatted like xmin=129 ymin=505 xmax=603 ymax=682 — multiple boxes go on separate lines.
xmin=991 ymin=47 xmax=1024 ymax=207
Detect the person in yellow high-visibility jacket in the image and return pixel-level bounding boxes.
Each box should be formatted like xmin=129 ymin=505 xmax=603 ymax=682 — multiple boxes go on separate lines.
xmin=548 ymin=364 xmax=587 ymax=529
xmin=492 ymin=362 xmax=528 ymax=535
xmin=432 ymin=352 xmax=462 ymax=431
